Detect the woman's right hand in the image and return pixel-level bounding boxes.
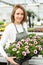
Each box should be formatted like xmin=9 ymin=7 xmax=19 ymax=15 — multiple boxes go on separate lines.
xmin=5 ymin=56 xmax=19 ymax=65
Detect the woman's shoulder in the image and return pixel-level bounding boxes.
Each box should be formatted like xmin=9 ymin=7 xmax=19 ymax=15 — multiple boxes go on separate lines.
xmin=6 ymin=23 xmax=14 ymax=28
xmin=5 ymin=23 xmax=14 ymax=30
xmin=23 ymin=22 xmax=28 ymax=32
xmin=23 ymin=22 xmax=27 ymax=27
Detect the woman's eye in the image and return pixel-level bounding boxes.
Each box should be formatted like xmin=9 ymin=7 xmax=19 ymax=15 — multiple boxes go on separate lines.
xmin=17 ymin=13 xmax=20 ymax=15
xmin=21 ymin=13 xmax=24 ymax=15
xmin=16 ymin=13 xmax=24 ymax=15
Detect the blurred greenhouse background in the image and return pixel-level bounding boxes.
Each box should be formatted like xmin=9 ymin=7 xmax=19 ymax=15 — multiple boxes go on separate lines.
xmin=0 ymin=0 xmax=43 ymax=32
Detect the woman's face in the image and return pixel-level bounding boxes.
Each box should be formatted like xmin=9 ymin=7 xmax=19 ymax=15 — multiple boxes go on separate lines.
xmin=14 ymin=8 xmax=24 ymax=24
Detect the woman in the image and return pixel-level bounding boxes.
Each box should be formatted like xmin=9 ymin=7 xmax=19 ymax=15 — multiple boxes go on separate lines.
xmin=0 ymin=4 xmax=28 ymax=65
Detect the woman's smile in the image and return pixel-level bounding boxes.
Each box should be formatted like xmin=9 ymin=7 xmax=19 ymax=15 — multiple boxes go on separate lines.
xmin=14 ymin=8 xmax=24 ymax=24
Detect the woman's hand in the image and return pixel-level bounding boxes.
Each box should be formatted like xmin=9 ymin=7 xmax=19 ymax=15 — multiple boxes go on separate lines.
xmin=5 ymin=56 xmax=19 ymax=65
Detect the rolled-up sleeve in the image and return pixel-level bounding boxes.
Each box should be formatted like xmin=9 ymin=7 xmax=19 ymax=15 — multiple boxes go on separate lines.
xmin=0 ymin=43 xmax=7 ymax=57
xmin=0 ymin=26 xmax=10 ymax=57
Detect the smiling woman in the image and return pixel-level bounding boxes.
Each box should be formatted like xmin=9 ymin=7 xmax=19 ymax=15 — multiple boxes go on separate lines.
xmin=0 ymin=4 xmax=28 ymax=65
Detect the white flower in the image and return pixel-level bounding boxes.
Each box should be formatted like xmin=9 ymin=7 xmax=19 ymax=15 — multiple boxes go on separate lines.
xmin=16 ymin=51 xmax=20 ymax=53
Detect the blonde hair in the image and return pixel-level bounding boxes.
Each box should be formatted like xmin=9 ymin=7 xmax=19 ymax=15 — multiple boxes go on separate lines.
xmin=11 ymin=4 xmax=27 ymax=23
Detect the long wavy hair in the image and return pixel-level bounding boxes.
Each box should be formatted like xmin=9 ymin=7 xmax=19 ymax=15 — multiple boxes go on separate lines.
xmin=11 ymin=4 xmax=27 ymax=24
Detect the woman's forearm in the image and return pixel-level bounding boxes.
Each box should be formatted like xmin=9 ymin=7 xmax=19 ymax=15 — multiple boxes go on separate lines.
xmin=0 ymin=44 xmax=7 ymax=57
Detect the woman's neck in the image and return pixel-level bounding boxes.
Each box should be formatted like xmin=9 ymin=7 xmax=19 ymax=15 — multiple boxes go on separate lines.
xmin=14 ymin=21 xmax=21 ymax=25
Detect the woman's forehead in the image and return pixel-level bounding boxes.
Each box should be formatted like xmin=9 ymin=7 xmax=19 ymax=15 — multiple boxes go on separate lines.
xmin=15 ymin=8 xmax=24 ymax=13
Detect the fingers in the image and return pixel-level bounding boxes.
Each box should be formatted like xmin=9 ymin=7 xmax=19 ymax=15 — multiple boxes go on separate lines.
xmin=5 ymin=56 xmax=20 ymax=65
xmin=15 ymin=63 xmax=20 ymax=65
xmin=10 ymin=57 xmax=16 ymax=59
